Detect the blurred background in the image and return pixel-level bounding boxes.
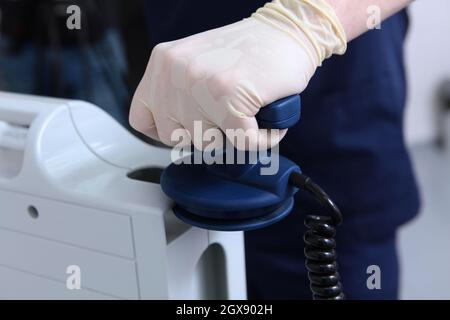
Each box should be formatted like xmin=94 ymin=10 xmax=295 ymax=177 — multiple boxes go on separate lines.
xmin=400 ymin=0 xmax=450 ymax=299
xmin=0 ymin=0 xmax=449 ymax=299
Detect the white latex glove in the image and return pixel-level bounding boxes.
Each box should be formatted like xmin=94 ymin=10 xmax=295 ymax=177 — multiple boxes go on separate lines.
xmin=130 ymin=0 xmax=346 ymax=150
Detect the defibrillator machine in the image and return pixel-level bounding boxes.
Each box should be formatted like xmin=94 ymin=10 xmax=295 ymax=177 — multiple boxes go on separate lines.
xmin=0 ymin=92 xmax=343 ymax=300
xmin=0 ymin=92 xmax=246 ymax=299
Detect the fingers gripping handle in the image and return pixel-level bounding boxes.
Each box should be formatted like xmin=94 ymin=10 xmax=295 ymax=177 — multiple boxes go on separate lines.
xmin=256 ymin=95 xmax=301 ymax=129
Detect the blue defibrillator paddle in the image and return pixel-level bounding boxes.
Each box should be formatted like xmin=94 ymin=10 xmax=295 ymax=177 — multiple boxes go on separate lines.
xmin=161 ymin=95 xmax=345 ymax=300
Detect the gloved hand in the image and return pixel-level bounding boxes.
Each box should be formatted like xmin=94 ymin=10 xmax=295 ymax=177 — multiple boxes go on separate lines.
xmin=130 ymin=0 xmax=346 ymax=150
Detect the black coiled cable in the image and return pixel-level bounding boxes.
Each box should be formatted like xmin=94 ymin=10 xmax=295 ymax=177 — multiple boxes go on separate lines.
xmin=290 ymin=172 xmax=345 ymax=300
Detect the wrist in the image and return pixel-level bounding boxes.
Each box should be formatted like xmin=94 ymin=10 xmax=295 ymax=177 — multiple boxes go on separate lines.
xmin=252 ymin=0 xmax=347 ymax=67
xmin=325 ymin=0 xmax=415 ymax=41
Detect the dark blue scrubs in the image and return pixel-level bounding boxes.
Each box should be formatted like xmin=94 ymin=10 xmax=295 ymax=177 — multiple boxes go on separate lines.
xmin=144 ymin=1 xmax=420 ymax=299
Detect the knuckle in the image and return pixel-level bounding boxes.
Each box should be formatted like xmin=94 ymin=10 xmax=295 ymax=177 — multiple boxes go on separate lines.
xmin=159 ymin=135 xmax=173 ymax=146
xmin=159 ymin=128 xmax=175 ymax=146
xmin=208 ymin=72 xmax=237 ymax=96
xmin=129 ymin=113 xmax=146 ymax=133
xmin=161 ymin=128 xmax=186 ymax=147
xmin=186 ymin=63 xmax=205 ymax=81
xmin=152 ymin=42 xmax=171 ymax=56
xmin=155 ymin=42 xmax=189 ymax=65
xmin=165 ymin=46 xmax=184 ymax=62
xmin=129 ymin=103 xmax=152 ymax=133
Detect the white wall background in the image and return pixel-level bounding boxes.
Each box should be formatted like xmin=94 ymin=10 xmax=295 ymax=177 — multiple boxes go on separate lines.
xmin=405 ymin=0 xmax=450 ymax=146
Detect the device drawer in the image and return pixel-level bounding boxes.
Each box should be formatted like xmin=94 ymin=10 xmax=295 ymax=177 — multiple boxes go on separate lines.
xmin=0 ymin=189 xmax=134 ymax=259
xmin=0 ymin=265 xmax=117 ymax=300
xmin=0 ymin=229 xmax=139 ymax=299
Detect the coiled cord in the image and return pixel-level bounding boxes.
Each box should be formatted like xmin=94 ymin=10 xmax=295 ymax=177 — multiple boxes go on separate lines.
xmin=290 ymin=172 xmax=345 ymax=300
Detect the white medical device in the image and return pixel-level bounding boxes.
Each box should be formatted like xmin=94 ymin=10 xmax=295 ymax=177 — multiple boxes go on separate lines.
xmin=0 ymin=92 xmax=246 ymax=300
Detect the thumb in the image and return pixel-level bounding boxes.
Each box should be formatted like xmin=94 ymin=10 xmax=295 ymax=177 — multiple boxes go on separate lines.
xmin=221 ymin=114 xmax=288 ymax=151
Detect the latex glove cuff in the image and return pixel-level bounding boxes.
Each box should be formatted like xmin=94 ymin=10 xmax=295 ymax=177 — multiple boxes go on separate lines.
xmin=253 ymin=0 xmax=347 ymax=66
